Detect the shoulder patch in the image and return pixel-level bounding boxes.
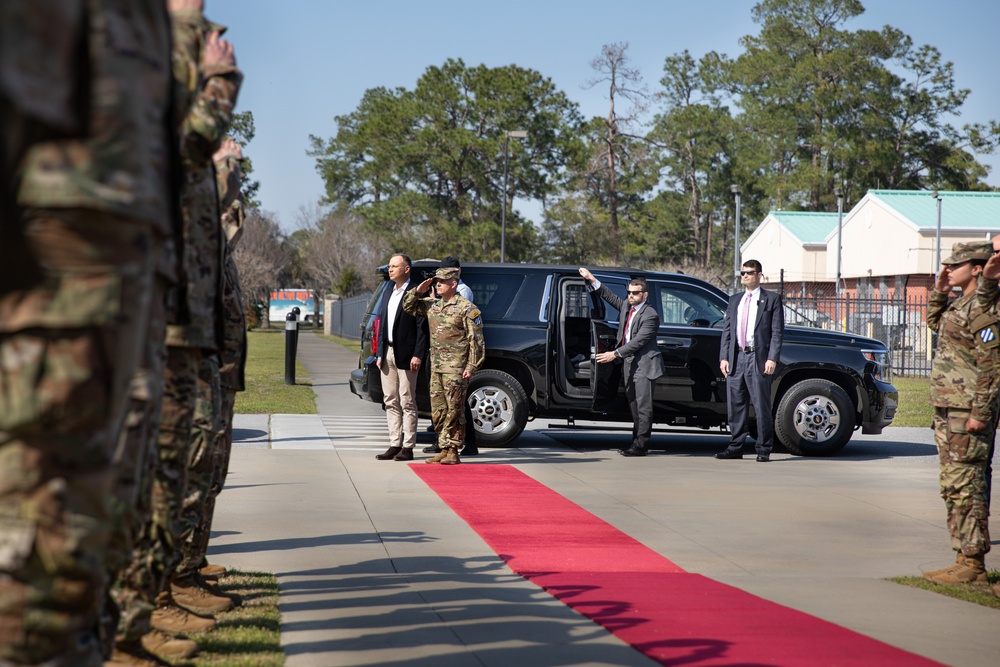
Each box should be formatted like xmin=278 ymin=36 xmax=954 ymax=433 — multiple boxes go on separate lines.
xmin=978 ymin=323 xmax=1000 ymax=348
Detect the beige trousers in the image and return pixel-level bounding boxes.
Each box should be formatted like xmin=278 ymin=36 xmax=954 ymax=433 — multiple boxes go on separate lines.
xmin=380 ymin=346 xmax=418 ymax=449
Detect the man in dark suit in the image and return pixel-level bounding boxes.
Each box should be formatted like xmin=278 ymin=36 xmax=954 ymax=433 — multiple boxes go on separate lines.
xmin=375 ymin=254 xmax=429 ymax=461
xmin=579 ymin=268 xmax=665 ymax=457
xmin=717 ymin=259 xmax=784 ymax=462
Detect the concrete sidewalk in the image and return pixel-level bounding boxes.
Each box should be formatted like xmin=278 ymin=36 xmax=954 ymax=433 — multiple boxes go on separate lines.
xmin=213 ymin=332 xmax=999 ymax=667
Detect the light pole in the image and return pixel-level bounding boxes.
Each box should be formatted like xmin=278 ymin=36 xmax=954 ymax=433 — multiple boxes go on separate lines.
xmin=731 ymin=184 xmax=741 ymax=289
xmin=500 ymin=129 xmax=527 ymax=263
xmin=932 ymin=190 xmax=942 ymax=269
xmin=834 ymin=186 xmax=844 ymax=331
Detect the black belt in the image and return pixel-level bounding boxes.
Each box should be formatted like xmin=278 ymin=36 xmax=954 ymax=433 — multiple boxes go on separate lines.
xmin=740 ymin=346 xmax=754 ymax=353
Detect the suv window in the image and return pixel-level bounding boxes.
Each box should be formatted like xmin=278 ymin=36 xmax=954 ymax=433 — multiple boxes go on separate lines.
xmin=600 ymin=279 xmax=630 ymax=323
xmin=657 ymin=284 xmax=726 ymax=328
xmin=462 ymin=272 xmax=524 ymax=319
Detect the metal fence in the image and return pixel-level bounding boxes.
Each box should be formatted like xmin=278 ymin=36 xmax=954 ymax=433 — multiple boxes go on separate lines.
xmin=326 ymin=291 xmax=373 ymax=341
xmin=779 ymin=291 xmax=933 ymax=377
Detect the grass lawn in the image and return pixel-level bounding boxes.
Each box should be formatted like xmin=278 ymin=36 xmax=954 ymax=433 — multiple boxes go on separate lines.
xmin=234 ymin=329 xmax=316 ymax=414
xmin=169 ymin=570 xmax=283 ymax=666
xmin=891 ymin=571 xmax=1000 ymax=610
xmin=890 ymin=375 xmax=933 ymax=428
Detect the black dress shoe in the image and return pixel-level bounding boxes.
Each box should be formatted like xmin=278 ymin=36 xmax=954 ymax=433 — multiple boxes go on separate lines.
xmin=619 ymin=447 xmax=647 ymax=457
xmin=461 ymin=446 xmax=479 ymax=456
xmin=422 ymin=444 xmax=441 ymax=454
xmin=393 ymin=447 xmax=414 ymax=461
xmin=756 ymin=454 xmax=771 ymax=462
xmin=376 ymin=447 xmax=402 ymax=460
xmin=714 ymin=449 xmax=743 ymax=460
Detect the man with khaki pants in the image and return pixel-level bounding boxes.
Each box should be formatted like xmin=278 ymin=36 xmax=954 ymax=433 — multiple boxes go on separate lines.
xmin=375 ymin=254 xmax=429 ymax=462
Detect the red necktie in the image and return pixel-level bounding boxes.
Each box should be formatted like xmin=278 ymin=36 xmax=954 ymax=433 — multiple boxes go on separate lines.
xmin=622 ymin=307 xmax=634 ymax=345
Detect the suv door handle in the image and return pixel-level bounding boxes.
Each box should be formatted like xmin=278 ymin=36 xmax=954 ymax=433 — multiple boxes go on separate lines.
xmin=657 ymin=338 xmax=690 ymax=348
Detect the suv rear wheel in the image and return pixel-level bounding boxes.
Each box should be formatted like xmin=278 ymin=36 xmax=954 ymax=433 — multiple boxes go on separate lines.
xmin=467 ymin=369 xmax=529 ymax=447
xmin=775 ymin=379 xmax=855 ymax=456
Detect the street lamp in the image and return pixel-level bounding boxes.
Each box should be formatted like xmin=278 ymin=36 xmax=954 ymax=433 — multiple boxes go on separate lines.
xmin=500 ymin=129 xmax=528 ymax=263
xmin=932 ymin=190 xmax=942 ymax=269
xmin=730 ymin=184 xmax=741 ymax=289
xmin=834 ymin=186 xmax=843 ymax=331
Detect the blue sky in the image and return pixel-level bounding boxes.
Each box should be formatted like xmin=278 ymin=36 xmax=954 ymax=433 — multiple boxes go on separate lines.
xmin=212 ymin=0 xmax=1000 ymax=230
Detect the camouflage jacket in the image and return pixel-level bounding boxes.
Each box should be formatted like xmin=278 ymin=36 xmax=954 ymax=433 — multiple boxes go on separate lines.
xmin=13 ymin=0 xmax=178 ymax=236
xmin=927 ymin=287 xmax=1000 ymax=422
xmin=216 ymin=153 xmax=246 ymax=390
xmin=402 ymin=291 xmax=484 ymax=375
xmin=165 ymin=9 xmax=242 ymax=350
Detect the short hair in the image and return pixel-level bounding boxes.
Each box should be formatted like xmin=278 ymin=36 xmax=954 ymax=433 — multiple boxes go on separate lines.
xmin=629 ymin=277 xmax=648 ymax=292
xmin=742 ymin=259 xmax=762 ymax=273
xmin=390 ymin=253 xmax=412 ymax=268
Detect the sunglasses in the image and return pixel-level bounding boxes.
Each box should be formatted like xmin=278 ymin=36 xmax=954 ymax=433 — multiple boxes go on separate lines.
xmin=740 ymin=270 xmax=758 ymax=276
xmin=627 ymin=290 xmax=646 ymax=295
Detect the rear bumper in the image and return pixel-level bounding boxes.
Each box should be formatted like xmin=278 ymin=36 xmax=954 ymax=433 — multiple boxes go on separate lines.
xmin=861 ymin=375 xmax=898 ymax=434
xmin=349 ymin=355 xmax=383 ymax=404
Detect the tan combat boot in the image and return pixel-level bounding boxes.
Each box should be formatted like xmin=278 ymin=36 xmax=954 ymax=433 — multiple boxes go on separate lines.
xmin=924 ymin=553 xmax=987 ymax=585
xmin=425 ymin=449 xmax=448 ymax=464
xmin=106 ymin=643 xmax=170 ymax=667
xmin=441 ymin=447 xmax=461 ymax=465
xmin=922 ymin=552 xmax=964 ymax=581
xmin=199 ymin=562 xmax=228 ymax=580
xmin=151 ymin=593 xmax=216 ymax=634
xmin=171 ymin=573 xmax=234 ymax=614
xmin=140 ymin=629 xmax=199 ymax=659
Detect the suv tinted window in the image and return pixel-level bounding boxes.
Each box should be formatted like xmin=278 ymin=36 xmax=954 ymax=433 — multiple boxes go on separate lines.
xmin=600 ymin=279 xmax=630 ymax=323
xmin=462 ymin=272 xmax=524 ymax=319
xmin=656 ymin=284 xmax=725 ymax=328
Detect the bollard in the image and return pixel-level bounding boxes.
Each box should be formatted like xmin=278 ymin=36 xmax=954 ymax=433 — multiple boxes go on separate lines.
xmin=285 ymin=310 xmax=299 ymax=385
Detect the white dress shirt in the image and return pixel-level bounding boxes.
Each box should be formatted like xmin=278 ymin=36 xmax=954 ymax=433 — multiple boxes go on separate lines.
xmin=386 ymin=279 xmax=408 ymax=344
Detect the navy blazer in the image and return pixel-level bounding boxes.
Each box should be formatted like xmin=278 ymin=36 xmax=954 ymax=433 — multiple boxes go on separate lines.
xmin=376 ymin=281 xmax=428 ymax=366
xmin=595 ymin=284 xmax=665 ymax=381
xmin=719 ymin=288 xmax=784 ymax=372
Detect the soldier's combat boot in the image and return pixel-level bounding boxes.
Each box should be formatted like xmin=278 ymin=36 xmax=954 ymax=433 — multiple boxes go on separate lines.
xmin=170 ymin=574 xmax=234 ymax=614
xmin=106 ymin=642 xmax=171 ymax=667
xmin=924 ymin=553 xmax=987 ymax=585
xmin=923 ymin=552 xmax=964 ymax=581
xmin=151 ymin=593 xmax=216 ymax=635
xmin=425 ymin=449 xmax=448 ymax=464
xmin=441 ymin=447 xmax=461 ymax=465
xmin=140 ymin=629 xmax=199 ymax=659
xmin=199 ymin=562 xmax=228 ymax=580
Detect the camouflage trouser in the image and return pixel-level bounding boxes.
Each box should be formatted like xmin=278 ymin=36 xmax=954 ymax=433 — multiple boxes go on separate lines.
xmin=176 ymin=354 xmax=222 ymax=577
xmin=933 ymin=407 xmax=993 ymax=556
xmin=0 ymin=210 xmax=153 ymax=666
xmin=141 ymin=346 xmax=200 ymax=596
xmin=188 ymin=387 xmax=237 ymax=570
xmin=105 ymin=276 xmax=168 ymax=644
xmin=430 ymin=372 xmax=468 ymax=450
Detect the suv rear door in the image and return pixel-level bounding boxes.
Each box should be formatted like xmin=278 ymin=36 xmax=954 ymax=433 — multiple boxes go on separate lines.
xmin=587 ymin=275 xmax=631 ymax=413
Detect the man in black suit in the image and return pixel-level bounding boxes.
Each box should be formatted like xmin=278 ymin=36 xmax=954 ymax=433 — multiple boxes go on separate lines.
xmin=717 ymin=259 xmax=784 ymax=462
xmin=375 ymin=254 xmax=429 ymax=461
xmin=579 ymin=268 xmax=665 ymax=457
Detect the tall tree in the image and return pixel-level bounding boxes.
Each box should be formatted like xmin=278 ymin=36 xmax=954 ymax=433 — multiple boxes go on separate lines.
xmin=308 ymin=59 xmax=583 ymax=261
xmin=229 ymin=110 xmax=261 ymax=209
xmin=232 ymin=209 xmax=289 ymax=324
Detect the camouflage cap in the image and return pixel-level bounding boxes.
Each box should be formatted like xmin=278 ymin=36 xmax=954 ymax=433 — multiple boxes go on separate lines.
xmin=435 ymin=267 xmax=460 ymax=281
xmin=942 ymin=241 xmax=993 ymax=265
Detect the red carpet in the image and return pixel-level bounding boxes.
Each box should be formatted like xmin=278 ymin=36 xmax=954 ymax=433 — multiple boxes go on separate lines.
xmin=413 ymin=464 xmax=944 ymax=666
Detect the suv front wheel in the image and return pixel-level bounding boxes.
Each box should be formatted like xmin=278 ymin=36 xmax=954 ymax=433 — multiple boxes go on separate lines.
xmin=774 ymin=379 xmax=856 ymax=456
xmin=467 ymin=369 xmax=529 ymax=447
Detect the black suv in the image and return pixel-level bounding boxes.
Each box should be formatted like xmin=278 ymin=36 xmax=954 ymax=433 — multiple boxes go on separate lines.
xmin=349 ymin=261 xmax=897 ymax=456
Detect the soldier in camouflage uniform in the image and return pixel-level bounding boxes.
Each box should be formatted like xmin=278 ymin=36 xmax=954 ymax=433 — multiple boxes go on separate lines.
xmin=923 ymin=242 xmax=999 ymax=586
xmin=0 ymin=3 xmax=177 ymax=665
xmin=978 ymin=238 xmax=1000 ymax=598
xmin=186 ymin=136 xmax=247 ymax=582
xmin=403 ymin=267 xmax=485 ymax=465
xmin=155 ymin=0 xmax=243 ymax=638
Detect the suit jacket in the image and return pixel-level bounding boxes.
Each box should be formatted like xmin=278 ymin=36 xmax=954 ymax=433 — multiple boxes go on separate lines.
xmin=719 ymin=288 xmax=784 ymax=372
xmin=595 ymin=284 xmax=665 ymax=381
xmin=377 ymin=281 xmax=428 ymax=367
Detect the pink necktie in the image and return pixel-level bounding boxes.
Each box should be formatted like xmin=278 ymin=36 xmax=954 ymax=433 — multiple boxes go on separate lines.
xmin=738 ymin=292 xmax=751 ymax=349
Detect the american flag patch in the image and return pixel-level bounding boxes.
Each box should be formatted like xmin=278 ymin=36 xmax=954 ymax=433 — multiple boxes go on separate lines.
xmin=981 ymin=327 xmax=996 ymax=344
